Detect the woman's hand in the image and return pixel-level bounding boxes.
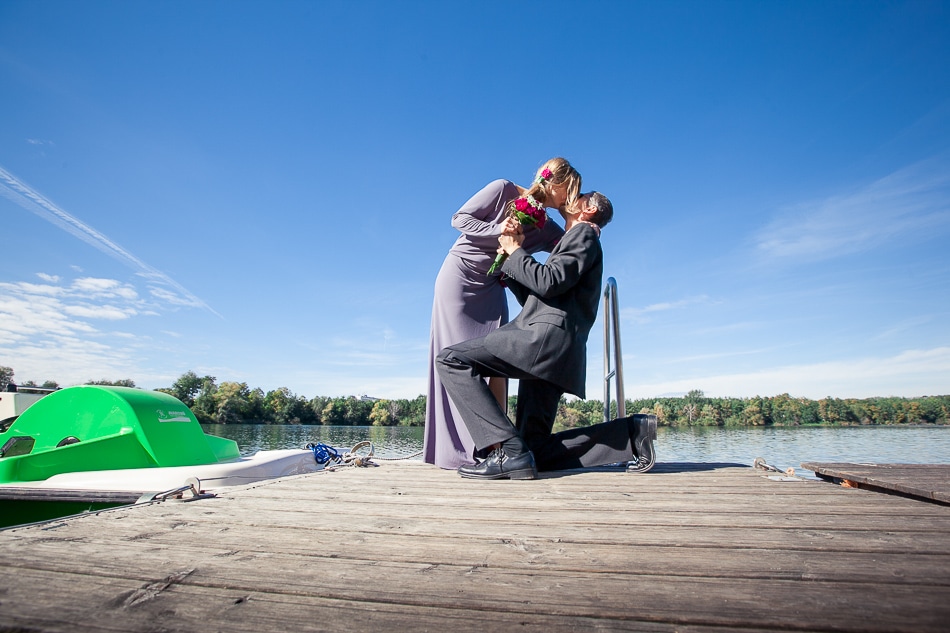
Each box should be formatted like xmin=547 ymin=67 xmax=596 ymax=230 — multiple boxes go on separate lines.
xmin=501 ymin=216 xmax=524 ymax=236
xmin=498 ymin=232 xmax=524 ymax=255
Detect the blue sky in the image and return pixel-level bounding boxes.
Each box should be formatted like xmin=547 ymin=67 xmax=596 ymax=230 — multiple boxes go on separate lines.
xmin=1 ymin=0 xmax=948 ymax=401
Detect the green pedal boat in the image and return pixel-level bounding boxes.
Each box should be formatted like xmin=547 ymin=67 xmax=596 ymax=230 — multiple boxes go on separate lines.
xmin=0 ymin=385 xmax=321 ymax=528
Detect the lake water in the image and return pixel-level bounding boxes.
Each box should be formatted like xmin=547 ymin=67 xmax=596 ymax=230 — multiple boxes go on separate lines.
xmin=204 ymin=424 xmax=950 ymax=477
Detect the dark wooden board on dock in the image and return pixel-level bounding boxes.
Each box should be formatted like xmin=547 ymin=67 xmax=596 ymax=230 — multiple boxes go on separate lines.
xmin=803 ymin=462 xmax=950 ymax=504
xmin=1 ymin=461 xmax=949 ymax=632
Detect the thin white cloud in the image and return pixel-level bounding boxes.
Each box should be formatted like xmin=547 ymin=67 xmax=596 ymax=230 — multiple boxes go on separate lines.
xmin=0 ymin=164 xmax=219 ymax=317
xmin=627 ymin=346 xmax=950 ymax=400
xmin=871 ymin=315 xmax=935 ymax=341
xmin=755 ymin=156 xmax=950 ymax=262
xmin=63 ymin=304 xmax=137 ymax=320
xmin=12 ymin=282 xmax=64 ymax=297
xmin=72 ymin=277 xmax=139 ymax=301
xmin=36 ymin=272 xmax=60 ymax=283
xmin=72 ymin=277 xmax=123 ymax=292
xmin=660 ymin=346 xmax=783 ymax=364
xmin=622 ymin=295 xmax=711 ymax=323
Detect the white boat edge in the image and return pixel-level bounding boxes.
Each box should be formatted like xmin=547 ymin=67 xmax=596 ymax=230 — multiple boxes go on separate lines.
xmin=0 ymin=448 xmax=323 ymax=494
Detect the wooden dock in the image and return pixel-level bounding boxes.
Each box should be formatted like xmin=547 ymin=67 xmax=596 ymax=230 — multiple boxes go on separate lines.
xmin=1 ymin=460 xmax=949 ymax=632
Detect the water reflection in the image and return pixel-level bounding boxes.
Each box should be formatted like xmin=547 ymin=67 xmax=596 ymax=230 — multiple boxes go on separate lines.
xmin=203 ymin=424 xmax=425 ymax=459
xmin=203 ymin=424 xmax=950 ymax=475
xmin=657 ymin=425 xmax=950 ymax=471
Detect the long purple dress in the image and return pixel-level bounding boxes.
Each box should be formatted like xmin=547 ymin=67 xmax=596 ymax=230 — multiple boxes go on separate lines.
xmin=423 ymin=180 xmax=564 ymax=469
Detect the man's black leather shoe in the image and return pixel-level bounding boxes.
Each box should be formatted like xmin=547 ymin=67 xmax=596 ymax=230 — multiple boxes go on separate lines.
xmin=458 ymin=448 xmax=538 ymax=480
xmin=627 ymin=414 xmax=657 ymax=473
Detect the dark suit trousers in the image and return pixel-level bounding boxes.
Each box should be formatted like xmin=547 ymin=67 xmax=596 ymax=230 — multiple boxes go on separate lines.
xmin=527 ymin=417 xmax=635 ymax=471
xmin=437 ymin=338 xmax=636 ymax=471
xmin=436 ymin=338 xmax=534 ymax=452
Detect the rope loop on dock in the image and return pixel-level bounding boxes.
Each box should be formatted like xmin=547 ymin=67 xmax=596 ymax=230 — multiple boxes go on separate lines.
xmin=306 ymin=440 xmax=423 ymax=468
xmin=340 ymin=440 xmax=375 ymax=467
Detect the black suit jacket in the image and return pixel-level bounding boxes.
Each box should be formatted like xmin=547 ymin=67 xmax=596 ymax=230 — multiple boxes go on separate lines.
xmin=485 ymin=223 xmax=603 ymax=397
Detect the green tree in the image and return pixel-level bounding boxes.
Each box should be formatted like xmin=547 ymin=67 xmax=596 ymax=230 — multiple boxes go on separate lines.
xmin=398 ymin=396 xmax=426 ymax=426
xmin=652 ymin=401 xmax=669 ymax=426
xmin=191 ymin=376 xmax=219 ymax=423
xmin=162 ymin=371 xmax=210 ymax=407
xmin=344 ymin=397 xmax=373 ymax=425
xmin=214 ymin=381 xmax=252 ymax=424
xmin=19 ymin=379 xmax=60 ymax=389
xmin=369 ymin=400 xmax=392 ymax=426
xmin=554 ymin=402 xmax=585 ymax=430
xmin=265 ymin=387 xmax=312 ymax=425
xmin=321 ymin=398 xmax=348 ymax=425
xmin=310 ymin=396 xmax=329 ymax=424
xmin=246 ymin=388 xmax=267 ymax=422
xmin=741 ymin=397 xmax=767 ymax=426
xmin=86 ymin=378 xmax=136 ymax=387
xmin=697 ymin=403 xmax=722 ymax=426
xmin=0 ymin=366 xmax=13 ymax=390
xmin=770 ymin=394 xmax=798 ymax=425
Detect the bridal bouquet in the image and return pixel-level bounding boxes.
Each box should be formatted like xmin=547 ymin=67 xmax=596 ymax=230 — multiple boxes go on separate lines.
xmin=487 ymin=194 xmax=547 ymax=275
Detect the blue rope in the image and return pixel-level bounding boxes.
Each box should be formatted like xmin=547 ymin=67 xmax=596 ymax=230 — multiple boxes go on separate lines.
xmin=306 ymin=442 xmax=341 ymax=465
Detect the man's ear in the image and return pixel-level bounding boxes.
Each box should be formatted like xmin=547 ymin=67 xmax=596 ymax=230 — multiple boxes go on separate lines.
xmin=578 ymin=204 xmax=597 ymax=223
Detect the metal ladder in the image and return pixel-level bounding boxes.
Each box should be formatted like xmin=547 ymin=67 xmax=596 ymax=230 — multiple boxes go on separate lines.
xmin=602 ymin=277 xmax=625 ymax=422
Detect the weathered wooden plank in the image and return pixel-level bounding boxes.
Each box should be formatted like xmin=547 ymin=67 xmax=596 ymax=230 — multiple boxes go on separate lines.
xmin=803 ymin=462 xmax=950 ymax=503
xmin=1 ymin=554 xmax=947 ymax=632
xmin=216 ymin=476 xmax=950 ymax=531
xmin=3 ymin=527 xmax=949 ymax=586
xmin=222 ymin=486 xmax=950 ymax=520
xmin=0 ymin=568 xmax=706 ymax=633
xmin=17 ymin=496 xmax=950 ymax=535
xmin=10 ymin=500 xmax=947 ymax=556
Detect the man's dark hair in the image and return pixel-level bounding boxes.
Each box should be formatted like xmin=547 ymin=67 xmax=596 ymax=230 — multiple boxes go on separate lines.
xmin=587 ymin=192 xmax=614 ymax=228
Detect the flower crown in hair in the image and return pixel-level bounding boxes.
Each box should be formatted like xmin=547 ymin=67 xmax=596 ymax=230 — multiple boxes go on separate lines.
xmin=535 ymin=168 xmax=554 ymax=185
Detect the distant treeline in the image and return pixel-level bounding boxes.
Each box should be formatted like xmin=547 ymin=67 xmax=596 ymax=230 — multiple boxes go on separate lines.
xmin=4 ymin=367 xmax=948 ymax=428
xmin=135 ymin=373 xmax=950 ymax=429
xmin=558 ymin=390 xmax=950 ymax=429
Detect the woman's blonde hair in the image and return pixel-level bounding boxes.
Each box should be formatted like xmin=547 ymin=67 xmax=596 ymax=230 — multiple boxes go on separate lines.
xmin=521 ymin=157 xmax=581 ymax=209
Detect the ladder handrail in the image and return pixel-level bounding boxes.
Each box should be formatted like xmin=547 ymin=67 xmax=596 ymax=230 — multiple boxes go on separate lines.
xmin=603 ymin=277 xmax=625 ymax=422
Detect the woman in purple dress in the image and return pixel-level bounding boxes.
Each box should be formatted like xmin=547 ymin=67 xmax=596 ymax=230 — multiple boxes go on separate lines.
xmin=424 ymin=158 xmax=581 ymax=469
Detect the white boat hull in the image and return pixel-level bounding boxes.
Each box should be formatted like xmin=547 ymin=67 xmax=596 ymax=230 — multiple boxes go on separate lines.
xmin=0 ymin=449 xmax=321 ymax=495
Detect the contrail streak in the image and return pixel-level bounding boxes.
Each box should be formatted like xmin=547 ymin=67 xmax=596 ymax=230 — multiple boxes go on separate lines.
xmin=0 ymin=164 xmax=220 ymax=317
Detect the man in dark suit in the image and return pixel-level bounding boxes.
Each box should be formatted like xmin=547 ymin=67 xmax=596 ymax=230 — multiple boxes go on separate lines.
xmin=436 ymin=192 xmax=656 ymax=480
